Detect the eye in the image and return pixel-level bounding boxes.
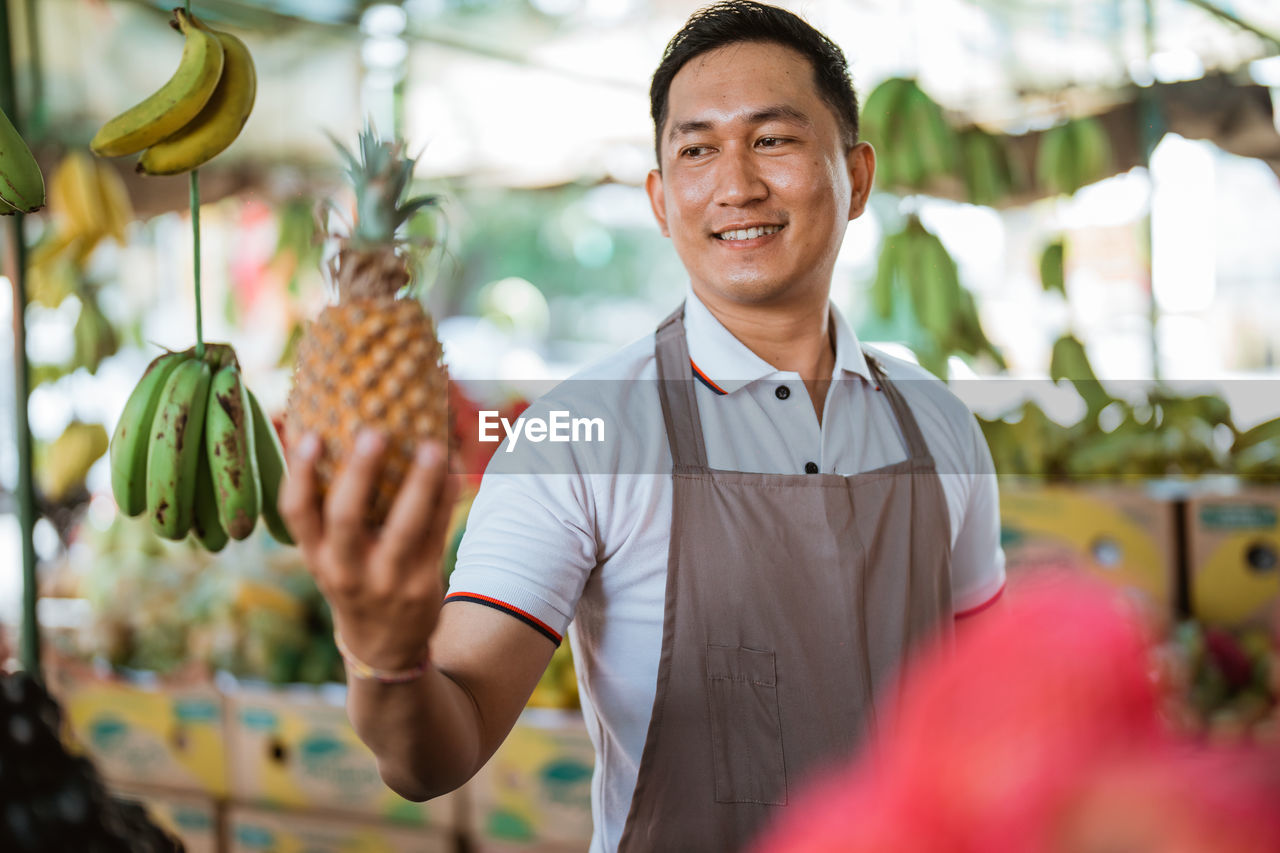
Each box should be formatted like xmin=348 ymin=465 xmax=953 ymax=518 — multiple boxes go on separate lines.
xmin=680 ymin=145 xmax=712 ymax=159
xmin=757 ymin=136 xmax=788 ymax=149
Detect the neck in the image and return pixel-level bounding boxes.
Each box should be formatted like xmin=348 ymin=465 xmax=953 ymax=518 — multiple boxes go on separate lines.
xmin=693 ymin=287 xmax=835 ymax=382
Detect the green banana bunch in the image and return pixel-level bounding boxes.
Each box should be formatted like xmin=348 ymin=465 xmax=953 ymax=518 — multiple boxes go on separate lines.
xmin=0 ymin=105 xmax=45 ymax=213
xmin=860 ymin=77 xmax=957 ymax=194
xmin=72 ymin=290 xmax=120 ymax=374
xmin=192 ymin=444 xmax=229 ymax=552
xmin=247 ymin=388 xmax=294 ymax=546
xmin=1234 ymin=416 xmax=1280 ymax=457
xmin=138 ymin=26 xmax=256 ymax=176
xmin=1040 ymin=239 xmax=1066 ymax=295
xmin=146 ymin=355 xmax=214 ymax=540
xmin=1049 ymin=333 xmax=1114 ymax=416
xmin=110 ymin=343 xmax=293 ymax=548
xmin=1035 ymin=116 xmax=1113 ymax=197
xmin=205 ymin=363 xmax=260 ymax=540
xmin=958 ymin=127 xmax=1020 ymax=208
xmin=872 ymin=215 xmax=1003 ymax=378
xmin=111 ymin=350 xmax=192 ymax=516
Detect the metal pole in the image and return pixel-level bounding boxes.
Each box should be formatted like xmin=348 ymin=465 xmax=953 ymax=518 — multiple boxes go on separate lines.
xmin=1142 ymin=0 xmax=1163 ymax=382
xmin=0 ymin=0 xmax=41 ymax=679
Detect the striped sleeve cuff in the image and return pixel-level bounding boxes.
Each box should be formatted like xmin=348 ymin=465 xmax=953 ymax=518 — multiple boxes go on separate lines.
xmin=443 ymin=592 xmax=563 ymax=644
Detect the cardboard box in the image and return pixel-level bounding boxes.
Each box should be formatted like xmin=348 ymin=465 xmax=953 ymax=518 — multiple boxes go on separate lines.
xmin=1186 ymin=488 xmax=1280 ymax=629
xmin=999 ymin=484 xmax=1178 ymax=612
xmin=111 ymin=784 xmax=222 ymax=853
xmin=471 ymin=840 xmax=586 ymax=853
xmin=48 ymin=665 xmax=229 ymax=796
xmin=466 ymin=709 xmax=594 ymax=847
xmin=227 ymin=806 xmax=453 ymax=853
xmin=227 ymin=683 xmax=455 ymax=828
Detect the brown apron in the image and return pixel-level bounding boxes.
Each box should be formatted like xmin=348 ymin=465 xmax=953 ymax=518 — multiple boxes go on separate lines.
xmin=617 ymin=305 xmax=953 ymax=852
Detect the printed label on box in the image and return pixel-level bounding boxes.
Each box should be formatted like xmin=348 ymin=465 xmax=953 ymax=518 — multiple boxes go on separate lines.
xmin=469 ymin=710 xmax=594 ymax=846
xmin=227 ymin=806 xmax=452 ymax=853
xmin=52 ymin=674 xmax=228 ymax=796
xmin=228 ymin=686 xmax=454 ymax=827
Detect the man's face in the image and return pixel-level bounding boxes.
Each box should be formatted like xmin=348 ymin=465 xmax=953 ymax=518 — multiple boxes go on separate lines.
xmin=646 ymin=41 xmax=873 ymax=309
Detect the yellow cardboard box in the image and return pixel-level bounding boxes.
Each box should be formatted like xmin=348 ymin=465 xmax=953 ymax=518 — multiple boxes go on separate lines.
xmin=1187 ymin=488 xmax=1280 ymax=629
xmin=227 ymin=684 xmax=455 ymax=828
xmin=48 ymin=664 xmax=229 ymax=796
xmin=111 ymin=784 xmax=222 ymax=853
xmin=466 ymin=709 xmax=594 ymax=847
xmin=999 ymin=484 xmax=1177 ymax=612
xmin=227 ymin=806 xmax=453 ymax=853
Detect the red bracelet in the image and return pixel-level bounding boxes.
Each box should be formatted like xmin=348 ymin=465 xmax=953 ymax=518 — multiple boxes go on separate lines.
xmin=334 ymin=631 xmax=430 ymax=684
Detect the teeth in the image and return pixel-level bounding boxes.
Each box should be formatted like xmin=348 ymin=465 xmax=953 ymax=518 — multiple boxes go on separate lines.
xmin=717 ymin=225 xmax=782 ymax=241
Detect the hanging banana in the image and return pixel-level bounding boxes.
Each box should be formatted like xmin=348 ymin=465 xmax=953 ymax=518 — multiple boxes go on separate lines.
xmin=110 ymin=342 xmax=291 ymax=550
xmin=138 ymin=26 xmax=257 ymax=176
xmin=91 ymin=9 xmax=225 ymax=158
xmin=93 ymin=9 xmax=256 ymax=176
xmin=0 ymin=105 xmax=45 ymax=213
xmin=859 ymin=77 xmax=956 ymax=194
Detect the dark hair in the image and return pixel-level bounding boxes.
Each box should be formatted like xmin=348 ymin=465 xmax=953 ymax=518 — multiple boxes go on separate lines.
xmin=649 ymin=0 xmax=860 ymax=166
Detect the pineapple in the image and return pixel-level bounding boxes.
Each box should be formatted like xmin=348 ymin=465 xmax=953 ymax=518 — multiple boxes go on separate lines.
xmin=286 ymin=127 xmax=449 ymax=525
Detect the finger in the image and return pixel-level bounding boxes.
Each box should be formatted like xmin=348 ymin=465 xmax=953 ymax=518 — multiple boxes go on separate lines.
xmin=278 ymin=432 xmax=324 ymax=549
xmin=325 ymin=429 xmax=387 ymax=559
xmin=425 ymin=461 xmax=464 ymax=553
xmin=379 ymin=440 xmax=449 ymax=565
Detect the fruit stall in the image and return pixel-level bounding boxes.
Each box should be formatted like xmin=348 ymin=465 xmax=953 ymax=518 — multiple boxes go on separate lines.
xmin=1 ymin=0 xmax=1280 ymax=850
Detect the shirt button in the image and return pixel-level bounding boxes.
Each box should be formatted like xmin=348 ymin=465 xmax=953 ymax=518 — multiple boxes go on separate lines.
xmin=805 ymin=461 xmax=819 ymax=474
xmin=775 ymin=385 xmax=790 ymax=400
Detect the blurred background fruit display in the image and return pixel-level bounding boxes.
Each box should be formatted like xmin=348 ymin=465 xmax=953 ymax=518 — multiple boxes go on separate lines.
xmin=0 ymin=1 xmax=1275 ymax=851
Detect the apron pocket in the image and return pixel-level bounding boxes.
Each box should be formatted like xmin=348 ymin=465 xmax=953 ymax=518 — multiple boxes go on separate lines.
xmin=705 ymin=644 xmax=787 ymax=805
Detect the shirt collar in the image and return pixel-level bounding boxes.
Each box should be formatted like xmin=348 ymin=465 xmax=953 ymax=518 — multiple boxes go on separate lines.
xmin=682 ymin=287 xmax=875 ymax=395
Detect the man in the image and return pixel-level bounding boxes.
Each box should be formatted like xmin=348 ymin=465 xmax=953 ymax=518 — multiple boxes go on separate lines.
xmin=281 ymin=3 xmax=1005 ymax=851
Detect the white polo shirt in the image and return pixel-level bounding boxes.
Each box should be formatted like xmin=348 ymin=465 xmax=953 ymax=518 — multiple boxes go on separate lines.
xmin=446 ymin=288 xmax=1006 ymax=853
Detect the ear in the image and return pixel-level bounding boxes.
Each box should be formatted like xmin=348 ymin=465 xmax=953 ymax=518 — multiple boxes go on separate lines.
xmin=645 ymin=168 xmax=670 ymax=237
xmin=846 ymin=141 xmax=876 ymax=221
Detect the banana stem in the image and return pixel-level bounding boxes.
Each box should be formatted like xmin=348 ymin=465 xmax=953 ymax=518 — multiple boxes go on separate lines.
xmin=191 ymin=168 xmax=203 ymax=358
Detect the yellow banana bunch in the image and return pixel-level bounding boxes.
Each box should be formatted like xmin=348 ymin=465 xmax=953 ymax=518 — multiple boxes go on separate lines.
xmin=93 ymin=10 xmax=255 ymax=176
xmin=37 ymin=421 xmax=109 ymax=502
xmin=0 ymin=105 xmax=45 ymax=213
xmin=109 ymin=343 xmax=293 ymax=548
xmin=859 ymin=77 xmax=957 ymax=194
xmin=1035 ymin=116 xmax=1114 ymax=197
xmin=138 ymin=27 xmax=257 ymax=176
xmin=31 ymin=152 xmax=136 ymax=296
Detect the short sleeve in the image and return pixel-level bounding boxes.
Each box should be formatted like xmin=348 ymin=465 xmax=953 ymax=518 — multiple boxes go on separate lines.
xmin=443 ymin=395 xmax=600 ymax=645
xmin=950 ymin=414 xmax=1007 ymax=616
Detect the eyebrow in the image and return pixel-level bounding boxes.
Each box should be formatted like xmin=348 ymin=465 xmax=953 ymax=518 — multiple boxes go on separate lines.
xmin=666 ymin=105 xmax=813 ymax=144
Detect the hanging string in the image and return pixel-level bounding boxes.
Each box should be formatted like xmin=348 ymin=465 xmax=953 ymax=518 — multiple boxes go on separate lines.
xmin=191 ymin=168 xmax=203 ymax=358
xmin=186 ymin=0 xmax=204 ymax=358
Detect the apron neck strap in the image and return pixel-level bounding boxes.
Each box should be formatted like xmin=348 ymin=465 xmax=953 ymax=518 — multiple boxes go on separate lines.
xmin=655 ymin=302 xmax=709 ymax=469
xmin=864 ymin=353 xmax=933 ymax=462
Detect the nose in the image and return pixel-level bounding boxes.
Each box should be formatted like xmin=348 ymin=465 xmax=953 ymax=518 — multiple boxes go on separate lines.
xmin=713 ymin=144 xmax=767 ymax=207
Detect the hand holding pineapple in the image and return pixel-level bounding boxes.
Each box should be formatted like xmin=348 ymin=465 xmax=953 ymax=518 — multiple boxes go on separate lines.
xmin=278 ymin=428 xmax=459 ymax=672
xmin=280 ymin=126 xmax=456 ymax=672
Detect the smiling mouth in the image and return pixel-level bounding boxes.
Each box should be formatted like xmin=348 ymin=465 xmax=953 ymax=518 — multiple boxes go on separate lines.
xmin=714 ymin=225 xmax=784 ymax=241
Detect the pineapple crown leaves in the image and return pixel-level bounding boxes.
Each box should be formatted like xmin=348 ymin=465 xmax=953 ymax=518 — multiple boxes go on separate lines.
xmin=327 ymin=124 xmax=440 ymax=253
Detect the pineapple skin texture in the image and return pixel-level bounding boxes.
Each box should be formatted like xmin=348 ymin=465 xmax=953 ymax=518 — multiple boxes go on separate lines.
xmin=286 ymin=297 xmax=450 ymax=526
